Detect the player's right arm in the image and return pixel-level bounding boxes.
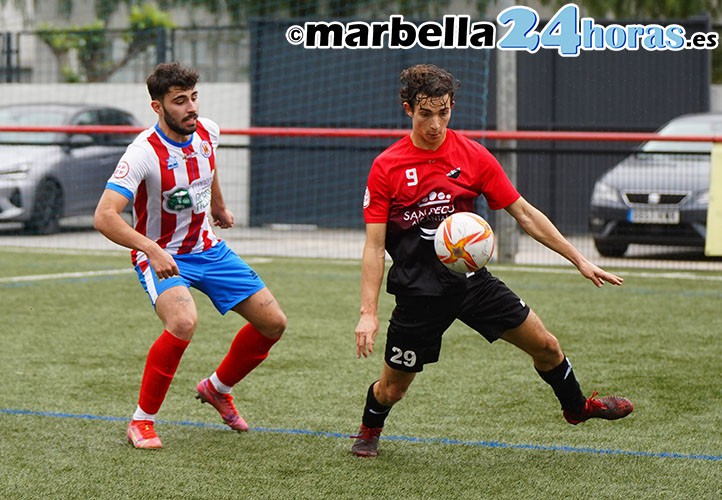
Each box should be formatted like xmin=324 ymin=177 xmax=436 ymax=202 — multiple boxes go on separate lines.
xmin=93 ymin=189 xmax=179 ymax=279
xmin=355 ymin=222 xmax=386 ymax=358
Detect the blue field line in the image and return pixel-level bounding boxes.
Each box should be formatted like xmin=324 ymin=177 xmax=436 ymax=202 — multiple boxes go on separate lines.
xmin=2 ymin=407 xmax=720 ymax=462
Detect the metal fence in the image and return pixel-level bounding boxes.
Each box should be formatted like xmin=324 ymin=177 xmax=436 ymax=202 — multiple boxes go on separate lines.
xmin=0 ymin=129 xmax=720 ymax=270
xmin=0 ymin=27 xmax=249 ymax=84
xmin=1 ymin=22 xmax=720 ymax=271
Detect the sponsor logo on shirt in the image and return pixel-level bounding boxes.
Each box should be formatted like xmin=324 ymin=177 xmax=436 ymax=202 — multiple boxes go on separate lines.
xmin=404 ymin=190 xmax=456 ymax=232
xmin=162 ymin=177 xmax=213 ymax=214
xmin=164 ymin=188 xmax=193 ymax=212
xmin=190 ymin=177 xmax=213 ymax=213
xmin=418 ymin=191 xmax=452 ymax=208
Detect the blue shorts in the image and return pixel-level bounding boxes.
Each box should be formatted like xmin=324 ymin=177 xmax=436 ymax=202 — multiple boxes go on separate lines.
xmin=134 ymin=241 xmax=266 ymax=314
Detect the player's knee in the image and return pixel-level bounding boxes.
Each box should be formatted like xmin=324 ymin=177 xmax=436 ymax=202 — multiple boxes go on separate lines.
xmin=536 ymin=332 xmax=563 ymax=365
xmin=258 ymin=311 xmax=287 ymax=340
xmin=378 ymin=382 xmax=408 ymax=406
xmin=167 ymin=314 xmax=198 ymax=340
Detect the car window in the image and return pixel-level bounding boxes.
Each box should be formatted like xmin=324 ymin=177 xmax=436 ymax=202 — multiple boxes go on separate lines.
xmin=642 ymin=118 xmax=722 ymax=154
xmin=0 ymin=108 xmax=68 ymax=144
xmin=68 ymin=109 xmax=103 ymax=144
xmin=98 ymin=108 xmax=137 ymax=145
xmin=73 ymin=110 xmax=98 ymax=126
xmin=99 ymin=109 xmax=136 ymax=126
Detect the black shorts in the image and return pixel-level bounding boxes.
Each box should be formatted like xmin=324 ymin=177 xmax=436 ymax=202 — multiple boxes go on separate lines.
xmin=384 ymin=269 xmax=530 ymax=373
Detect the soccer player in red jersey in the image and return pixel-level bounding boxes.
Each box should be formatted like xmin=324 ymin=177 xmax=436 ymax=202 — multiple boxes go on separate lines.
xmin=94 ymin=62 xmax=286 ymax=449
xmin=351 ymin=64 xmax=633 ymax=457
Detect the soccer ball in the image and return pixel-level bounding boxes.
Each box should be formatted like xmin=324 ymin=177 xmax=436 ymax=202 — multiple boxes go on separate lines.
xmin=434 ymin=212 xmax=495 ymax=273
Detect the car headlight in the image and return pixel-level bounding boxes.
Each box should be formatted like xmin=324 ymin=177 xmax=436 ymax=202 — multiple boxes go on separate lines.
xmin=591 ymin=182 xmax=621 ymax=205
xmin=0 ymin=162 xmax=30 ymax=180
xmin=695 ymin=190 xmax=709 ymax=206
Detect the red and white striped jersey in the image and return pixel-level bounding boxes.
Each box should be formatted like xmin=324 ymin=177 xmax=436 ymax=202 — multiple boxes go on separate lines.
xmin=106 ymin=117 xmax=221 ymax=266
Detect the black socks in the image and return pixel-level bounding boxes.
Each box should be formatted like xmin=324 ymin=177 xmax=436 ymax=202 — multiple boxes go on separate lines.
xmin=361 ymin=381 xmax=391 ymax=429
xmin=536 ymin=357 xmax=586 ymax=413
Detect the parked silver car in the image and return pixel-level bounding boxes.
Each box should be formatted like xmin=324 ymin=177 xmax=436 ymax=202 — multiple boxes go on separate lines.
xmin=589 ymin=112 xmax=722 ymax=257
xmin=0 ymin=103 xmax=140 ymax=234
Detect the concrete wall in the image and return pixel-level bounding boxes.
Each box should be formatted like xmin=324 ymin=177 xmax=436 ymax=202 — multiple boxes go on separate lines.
xmin=1 ymin=82 xmax=252 ymax=225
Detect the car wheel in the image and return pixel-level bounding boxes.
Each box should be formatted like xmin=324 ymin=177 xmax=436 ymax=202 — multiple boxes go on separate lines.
xmin=24 ymin=179 xmax=64 ymax=235
xmin=594 ymin=239 xmax=628 ymax=257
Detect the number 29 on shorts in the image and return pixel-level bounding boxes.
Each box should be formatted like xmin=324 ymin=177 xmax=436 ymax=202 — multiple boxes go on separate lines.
xmin=389 ymin=347 xmax=417 ymax=368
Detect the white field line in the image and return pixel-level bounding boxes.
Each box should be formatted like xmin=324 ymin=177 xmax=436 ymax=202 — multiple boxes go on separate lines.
xmin=0 ymin=246 xmax=128 ymax=257
xmin=491 ymin=265 xmax=722 ymax=282
xmin=2 ymin=262 xmax=721 ymax=284
xmin=0 ymin=268 xmax=132 ymax=283
xmin=0 ymin=257 xmax=275 ymax=284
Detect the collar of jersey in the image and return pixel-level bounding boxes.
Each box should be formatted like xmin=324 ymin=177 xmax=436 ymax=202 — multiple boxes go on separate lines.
xmin=407 ymin=129 xmax=451 ymax=154
xmin=154 ymin=123 xmax=193 ymax=148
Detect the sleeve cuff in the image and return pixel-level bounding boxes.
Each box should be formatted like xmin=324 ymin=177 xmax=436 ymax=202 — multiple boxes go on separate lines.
xmin=105 ymin=182 xmax=134 ymax=201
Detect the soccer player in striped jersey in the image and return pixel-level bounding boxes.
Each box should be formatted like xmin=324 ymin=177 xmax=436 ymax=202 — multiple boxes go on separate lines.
xmin=350 ymin=64 xmax=633 ymax=458
xmin=94 ymin=62 xmax=286 ymax=449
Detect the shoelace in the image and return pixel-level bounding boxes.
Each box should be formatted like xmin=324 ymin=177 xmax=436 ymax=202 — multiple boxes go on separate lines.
xmin=584 ymin=390 xmax=614 ymax=417
xmin=134 ymin=421 xmax=157 ymax=439
xmin=218 ymin=393 xmax=236 ymax=408
xmin=351 ymin=427 xmax=382 ymax=440
xmin=213 ymin=392 xmax=241 ymax=419
xmin=203 ymin=382 xmax=237 ymax=410
xmin=586 ymin=390 xmax=606 ymax=408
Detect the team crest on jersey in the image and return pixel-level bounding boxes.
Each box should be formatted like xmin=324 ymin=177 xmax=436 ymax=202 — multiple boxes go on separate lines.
xmin=113 ymin=161 xmax=130 ymax=179
xmin=199 ymin=141 xmax=212 ymax=158
xmin=447 ymin=167 xmax=461 ymax=178
xmin=164 ymin=188 xmax=193 ymax=212
xmin=167 ymin=156 xmax=180 ymax=170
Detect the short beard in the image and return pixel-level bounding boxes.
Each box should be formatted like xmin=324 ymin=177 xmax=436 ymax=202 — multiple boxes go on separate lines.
xmin=162 ymin=105 xmax=197 ymax=137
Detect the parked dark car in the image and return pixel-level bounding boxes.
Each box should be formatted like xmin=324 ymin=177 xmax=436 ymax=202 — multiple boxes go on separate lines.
xmin=0 ymin=103 xmax=141 ymax=234
xmin=589 ymin=112 xmax=722 ymax=257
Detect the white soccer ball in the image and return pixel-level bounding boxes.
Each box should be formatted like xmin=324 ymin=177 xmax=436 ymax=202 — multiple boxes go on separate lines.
xmin=434 ymin=212 xmax=495 ymax=273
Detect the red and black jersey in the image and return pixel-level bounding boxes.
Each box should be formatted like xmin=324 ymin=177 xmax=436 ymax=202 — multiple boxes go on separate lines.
xmin=363 ymin=129 xmax=520 ymax=296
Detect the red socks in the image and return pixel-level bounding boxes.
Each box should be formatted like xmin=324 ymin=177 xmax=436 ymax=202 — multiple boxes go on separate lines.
xmin=136 ymin=325 xmax=277 ymax=414
xmin=215 ymin=324 xmax=279 ymax=387
xmin=137 ymin=330 xmax=190 ymax=415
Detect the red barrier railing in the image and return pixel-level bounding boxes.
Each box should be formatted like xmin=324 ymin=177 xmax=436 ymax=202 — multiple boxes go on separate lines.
xmin=0 ymin=125 xmax=721 ymax=143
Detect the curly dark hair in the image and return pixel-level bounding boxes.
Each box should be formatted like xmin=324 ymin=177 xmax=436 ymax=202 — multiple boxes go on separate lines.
xmin=146 ymin=62 xmax=200 ymax=101
xmin=399 ymin=64 xmax=460 ymax=110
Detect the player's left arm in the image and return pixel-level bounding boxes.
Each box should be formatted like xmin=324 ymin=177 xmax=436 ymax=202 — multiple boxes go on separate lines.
xmin=210 ymin=168 xmax=234 ymax=229
xmin=504 ymin=196 xmax=623 ymax=287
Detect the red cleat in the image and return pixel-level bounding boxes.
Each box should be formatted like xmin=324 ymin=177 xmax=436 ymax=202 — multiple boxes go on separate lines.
xmin=127 ymin=419 xmax=162 ymax=449
xmin=564 ymin=391 xmax=634 ymax=425
xmin=195 ymin=378 xmax=249 ymax=432
xmin=351 ymin=424 xmax=383 ymax=457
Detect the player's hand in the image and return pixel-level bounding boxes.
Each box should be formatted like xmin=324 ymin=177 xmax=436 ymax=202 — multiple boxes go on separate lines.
xmin=212 ymin=207 xmax=235 ymax=229
xmin=147 ymin=246 xmax=179 ymax=280
xmin=578 ymin=260 xmax=623 ymax=287
xmin=355 ymin=313 xmax=379 ymax=358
